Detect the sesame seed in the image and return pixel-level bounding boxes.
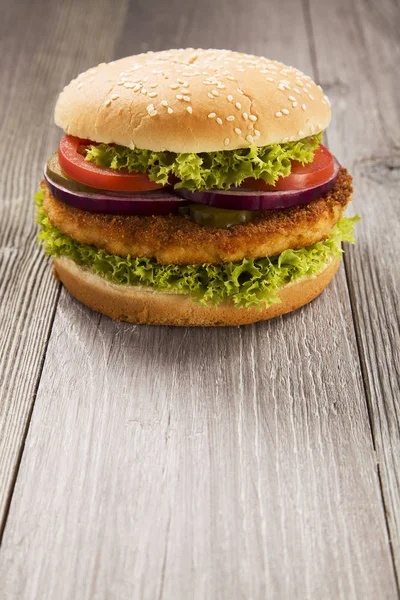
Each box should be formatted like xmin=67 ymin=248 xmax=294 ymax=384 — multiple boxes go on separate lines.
xmin=161 ymin=100 xmax=168 ymax=107
xmin=308 ymin=94 xmax=314 ymax=100
xmin=254 ymin=129 xmax=260 ymax=137
xmin=212 ymin=89 xmax=219 ymax=96
xmin=182 ymin=82 xmax=189 ymax=87
xmin=148 ymin=92 xmax=158 ymax=98
xmin=141 ymin=89 xmax=147 ymax=94
xmin=177 ymin=78 xmax=184 ymax=84
xmin=293 ymin=88 xmax=301 ymax=94
xmin=117 ymin=81 xmax=124 ymax=86
xmin=183 ymin=95 xmax=190 ymax=101
xmin=288 ymin=95 xmax=296 ymax=102
xmin=235 ymin=128 xmax=242 ymax=135
xmin=124 ymin=82 xmax=134 ymax=88
xmin=278 ymin=84 xmax=285 ymax=91
xmin=224 ymin=137 xmax=230 ymax=146
xmin=235 ymin=102 xmax=242 ymax=109
xmin=226 ymin=75 xmax=235 ymax=81
xmin=275 ymin=111 xmax=282 ymax=117
xmin=111 ymin=94 xmax=119 ymax=100
xmin=237 ymin=88 xmax=244 ymax=94
xmin=187 ymin=106 xmax=193 ymax=114
xmin=77 ymin=83 xmax=83 ymax=89
xmin=149 ymin=110 xmax=157 ymax=117
xmin=133 ymin=84 xmax=141 ymax=92
xmin=310 ymin=123 xmax=315 ymax=133
xmin=170 ymin=83 xmax=179 ymax=89
xmin=149 ymin=83 xmax=158 ymax=88
xmin=227 ymin=95 xmax=233 ymax=102
xmin=301 ymin=103 xmax=307 ymax=110
xmin=208 ymin=112 xmax=216 ymax=118
xmin=292 ymin=102 xmax=298 ymax=108
xmin=246 ymin=134 xmax=254 ymax=143
xmin=298 ymin=130 xmax=304 ymax=136
xmin=104 ymin=99 xmax=112 ymax=107
xmin=176 ymin=94 xmax=183 ymax=100
xmin=226 ymin=115 xmax=235 ymax=121
xmin=282 ymin=108 xmax=289 ymax=115
xmin=249 ymin=114 xmax=257 ymax=122
xmin=216 ymin=117 xmax=223 ymax=125
xmin=266 ymin=77 xmax=274 ymax=81
xmin=207 ymin=92 xmax=213 ymax=99
xmin=167 ymin=107 xmax=173 ymax=114
xmin=242 ymin=112 xmax=248 ymax=120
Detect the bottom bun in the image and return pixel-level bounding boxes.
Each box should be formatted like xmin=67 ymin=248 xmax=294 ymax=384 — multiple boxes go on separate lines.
xmin=53 ymin=256 xmax=341 ymax=327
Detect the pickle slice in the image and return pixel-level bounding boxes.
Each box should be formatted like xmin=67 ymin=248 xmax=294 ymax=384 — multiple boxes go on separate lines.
xmin=179 ymin=204 xmax=254 ymax=228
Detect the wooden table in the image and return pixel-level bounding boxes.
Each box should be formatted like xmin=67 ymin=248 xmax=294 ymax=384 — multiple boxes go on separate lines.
xmin=0 ymin=0 xmax=399 ymax=598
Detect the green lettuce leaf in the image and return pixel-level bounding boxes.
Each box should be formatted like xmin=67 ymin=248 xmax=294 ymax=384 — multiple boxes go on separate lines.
xmin=85 ymin=133 xmax=323 ymax=191
xmin=35 ymin=190 xmax=359 ymax=309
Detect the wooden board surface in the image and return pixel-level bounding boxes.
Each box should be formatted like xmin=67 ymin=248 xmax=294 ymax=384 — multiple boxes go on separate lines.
xmin=308 ymin=0 xmax=400 ymax=576
xmin=0 ymin=0 xmax=129 ymax=535
xmin=0 ymin=0 xmax=399 ymax=598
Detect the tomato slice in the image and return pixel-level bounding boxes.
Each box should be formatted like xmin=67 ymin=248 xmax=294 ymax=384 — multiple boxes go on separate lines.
xmin=58 ymin=136 xmax=163 ymax=192
xmin=243 ymin=144 xmax=335 ymax=191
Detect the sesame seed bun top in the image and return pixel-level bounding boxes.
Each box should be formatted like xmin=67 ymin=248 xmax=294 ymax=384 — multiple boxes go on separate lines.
xmin=54 ymin=48 xmax=331 ymax=153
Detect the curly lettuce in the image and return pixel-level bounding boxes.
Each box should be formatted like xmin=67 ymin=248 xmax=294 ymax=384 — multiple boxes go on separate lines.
xmin=85 ymin=133 xmax=323 ymax=191
xmin=35 ymin=190 xmax=358 ymax=309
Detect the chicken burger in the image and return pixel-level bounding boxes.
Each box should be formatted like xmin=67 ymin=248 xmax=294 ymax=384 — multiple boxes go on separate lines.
xmin=36 ymin=48 xmax=357 ymax=326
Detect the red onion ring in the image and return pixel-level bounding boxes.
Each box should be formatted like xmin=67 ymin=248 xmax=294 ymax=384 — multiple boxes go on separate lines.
xmin=176 ymin=159 xmax=340 ymax=211
xmin=44 ymin=172 xmax=186 ymax=216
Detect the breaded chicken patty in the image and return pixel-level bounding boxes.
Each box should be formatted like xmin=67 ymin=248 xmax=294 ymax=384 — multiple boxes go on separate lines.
xmin=42 ymin=167 xmax=352 ymax=265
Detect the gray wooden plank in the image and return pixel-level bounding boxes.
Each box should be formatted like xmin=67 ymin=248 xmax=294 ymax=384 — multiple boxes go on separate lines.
xmin=0 ymin=0 xmax=397 ymax=599
xmin=0 ymin=283 xmax=396 ymax=600
xmin=307 ymin=0 xmax=400 ymax=576
xmin=0 ymin=0 xmax=129 ymax=533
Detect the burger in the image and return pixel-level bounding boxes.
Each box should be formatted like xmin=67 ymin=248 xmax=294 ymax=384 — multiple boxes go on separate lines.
xmin=36 ymin=48 xmax=357 ymax=326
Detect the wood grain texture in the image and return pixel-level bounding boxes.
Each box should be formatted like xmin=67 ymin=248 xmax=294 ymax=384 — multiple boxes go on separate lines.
xmin=0 ymin=0 xmax=128 ymax=533
xmin=307 ymin=0 xmax=400 ymax=575
xmin=0 ymin=283 xmax=396 ymax=600
xmin=0 ymin=0 xmax=398 ymax=599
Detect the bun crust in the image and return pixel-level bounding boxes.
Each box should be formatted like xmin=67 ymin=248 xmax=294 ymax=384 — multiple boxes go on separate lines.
xmin=55 ymin=49 xmax=331 ymax=153
xmin=53 ymin=256 xmax=341 ymax=327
